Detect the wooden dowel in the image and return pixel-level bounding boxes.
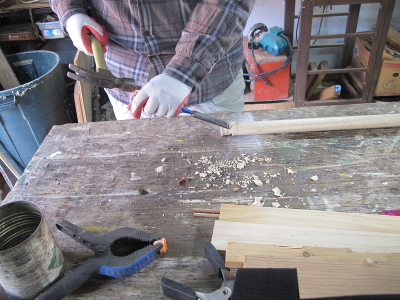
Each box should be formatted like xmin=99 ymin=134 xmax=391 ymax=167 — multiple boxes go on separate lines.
xmin=221 ymin=113 xmax=400 ymax=136
xmin=192 ymin=208 xmax=220 ymax=214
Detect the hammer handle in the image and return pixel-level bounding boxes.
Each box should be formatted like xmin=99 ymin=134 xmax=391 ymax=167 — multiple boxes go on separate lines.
xmin=90 ymin=35 xmax=108 ymax=70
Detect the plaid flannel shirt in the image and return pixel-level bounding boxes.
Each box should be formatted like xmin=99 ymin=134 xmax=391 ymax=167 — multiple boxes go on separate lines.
xmin=50 ymin=0 xmax=255 ymax=105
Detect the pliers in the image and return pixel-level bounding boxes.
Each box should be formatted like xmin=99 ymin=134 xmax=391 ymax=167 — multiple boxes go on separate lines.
xmin=67 ymin=35 xmax=141 ymax=93
xmin=68 ymin=63 xmax=141 ymax=93
xmin=36 ymin=220 xmax=167 ymax=300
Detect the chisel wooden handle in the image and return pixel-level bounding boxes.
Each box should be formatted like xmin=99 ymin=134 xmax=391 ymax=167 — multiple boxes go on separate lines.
xmin=90 ymin=35 xmax=108 ymax=70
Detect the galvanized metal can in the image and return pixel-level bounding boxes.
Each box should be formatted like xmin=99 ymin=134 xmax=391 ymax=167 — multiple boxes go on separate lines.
xmin=0 ymin=201 xmax=64 ymax=299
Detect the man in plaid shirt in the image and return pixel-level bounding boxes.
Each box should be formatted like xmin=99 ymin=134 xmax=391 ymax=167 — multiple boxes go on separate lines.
xmin=50 ymin=0 xmax=255 ymax=120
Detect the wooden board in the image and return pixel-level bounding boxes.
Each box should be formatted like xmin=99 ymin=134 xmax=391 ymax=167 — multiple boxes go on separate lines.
xmin=211 ymin=220 xmax=400 ymax=252
xmin=73 ymin=50 xmax=93 ymax=123
xmin=0 ymin=47 xmax=19 ymax=89
xmin=305 ymin=61 xmax=317 ymax=91
xmin=310 ymin=85 xmax=341 ymax=100
xmin=245 ymin=253 xmax=400 ymax=298
xmin=219 ymin=204 xmax=400 ymax=234
xmin=226 ymin=242 xmax=400 ymax=268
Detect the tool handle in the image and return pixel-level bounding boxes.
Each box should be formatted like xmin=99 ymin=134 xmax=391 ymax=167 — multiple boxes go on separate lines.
xmin=161 ymin=277 xmax=197 ymax=300
xmin=181 ymin=107 xmax=230 ymax=129
xmin=90 ymin=35 xmax=108 ymax=70
xmin=56 ymin=220 xmax=105 ymax=252
xmin=35 ymin=258 xmax=100 ymax=300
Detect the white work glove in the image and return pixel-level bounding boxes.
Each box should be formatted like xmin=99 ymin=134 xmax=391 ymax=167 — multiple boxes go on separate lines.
xmin=65 ymin=13 xmax=108 ymax=56
xmin=128 ymin=74 xmax=191 ymax=118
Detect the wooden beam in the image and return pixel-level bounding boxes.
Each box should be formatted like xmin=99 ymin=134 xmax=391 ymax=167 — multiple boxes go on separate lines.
xmin=211 ymin=220 xmax=400 ymax=252
xmin=220 ymin=113 xmax=400 ymax=136
xmin=306 ymin=61 xmax=328 ymax=100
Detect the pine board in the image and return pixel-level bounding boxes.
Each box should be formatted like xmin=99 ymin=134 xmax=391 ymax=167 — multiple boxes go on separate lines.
xmin=226 ymin=242 xmax=400 ymax=268
xmin=211 ymin=220 xmax=400 ymax=253
xmin=219 ymin=204 xmax=400 ymax=234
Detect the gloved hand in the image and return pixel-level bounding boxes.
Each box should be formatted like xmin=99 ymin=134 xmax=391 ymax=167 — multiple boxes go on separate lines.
xmin=128 ymin=74 xmax=191 ymax=118
xmin=65 ymin=13 xmax=108 ymax=56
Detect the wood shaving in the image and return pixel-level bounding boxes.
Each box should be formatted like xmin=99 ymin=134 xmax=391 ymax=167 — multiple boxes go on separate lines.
xmin=272 ymin=187 xmax=282 ymax=197
xmin=248 ymin=197 xmax=264 ymax=207
xmin=253 ymin=179 xmax=263 ymax=187
xmin=271 ymin=202 xmax=281 ymax=208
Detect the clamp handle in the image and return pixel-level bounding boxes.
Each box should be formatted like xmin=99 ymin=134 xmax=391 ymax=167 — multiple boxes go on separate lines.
xmin=204 ymin=242 xmax=229 ymax=278
xmin=36 ymin=258 xmax=101 ymax=300
xmin=161 ymin=277 xmax=197 ymax=300
xmin=56 ymin=220 xmax=108 ymax=253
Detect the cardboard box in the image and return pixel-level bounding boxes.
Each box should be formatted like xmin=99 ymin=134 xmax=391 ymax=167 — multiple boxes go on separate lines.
xmin=352 ymin=37 xmax=400 ymax=96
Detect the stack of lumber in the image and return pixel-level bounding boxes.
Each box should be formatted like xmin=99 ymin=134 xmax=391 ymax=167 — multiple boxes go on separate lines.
xmin=211 ymin=204 xmax=400 ymax=298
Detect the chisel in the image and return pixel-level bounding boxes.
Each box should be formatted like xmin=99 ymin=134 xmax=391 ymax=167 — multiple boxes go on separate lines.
xmin=181 ymin=107 xmax=230 ymax=129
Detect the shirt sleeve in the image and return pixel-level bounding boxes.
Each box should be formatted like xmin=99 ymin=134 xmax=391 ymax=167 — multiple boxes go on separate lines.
xmin=50 ymin=0 xmax=88 ymax=32
xmin=164 ymin=0 xmax=255 ymax=88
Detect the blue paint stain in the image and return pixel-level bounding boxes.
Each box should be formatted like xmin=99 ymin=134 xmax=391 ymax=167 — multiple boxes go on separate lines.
xmin=298 ymin=173 xmax=307 ymax=179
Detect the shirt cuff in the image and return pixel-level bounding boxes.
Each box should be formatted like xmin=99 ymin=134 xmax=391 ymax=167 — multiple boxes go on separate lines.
xmin=164 ymin=55 xmax=211 ymax=90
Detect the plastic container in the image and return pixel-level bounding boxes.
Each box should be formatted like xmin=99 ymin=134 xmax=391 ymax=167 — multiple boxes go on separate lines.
xmin=36 ymin=21 xmax=66 ymax=39
xmin=0 ymin=51 xmax=71 ymax=168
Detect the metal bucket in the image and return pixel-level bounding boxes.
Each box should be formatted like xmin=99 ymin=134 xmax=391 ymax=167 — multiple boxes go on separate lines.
xmin=0 ymin=201 xmax=64 ymax=299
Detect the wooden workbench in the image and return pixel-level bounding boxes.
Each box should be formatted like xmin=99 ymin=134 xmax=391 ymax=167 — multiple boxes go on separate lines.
xmin=2 ymin=102 xmax=400 ymax=299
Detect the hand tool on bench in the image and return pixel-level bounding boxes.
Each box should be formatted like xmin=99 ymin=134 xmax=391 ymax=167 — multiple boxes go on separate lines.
xmin=68 ymin=36 xmax=230 ymax=129
xmin=36 ymin=220 xmax=167 ymax=300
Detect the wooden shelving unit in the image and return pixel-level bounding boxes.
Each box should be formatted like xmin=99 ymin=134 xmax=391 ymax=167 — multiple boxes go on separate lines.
xmin=284 ymin=0 xmax=396 ymax=107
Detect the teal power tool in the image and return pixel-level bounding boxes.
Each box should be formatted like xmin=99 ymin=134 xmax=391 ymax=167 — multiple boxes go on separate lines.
xmin=248 ymin=23 xmax=288 ymax=55
xmin=36 ymin=220 xmax=167 ymax=300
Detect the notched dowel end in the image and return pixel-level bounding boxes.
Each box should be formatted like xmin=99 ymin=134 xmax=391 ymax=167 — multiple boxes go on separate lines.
xmin=220 ymin=122 xmax=235 ymax=136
